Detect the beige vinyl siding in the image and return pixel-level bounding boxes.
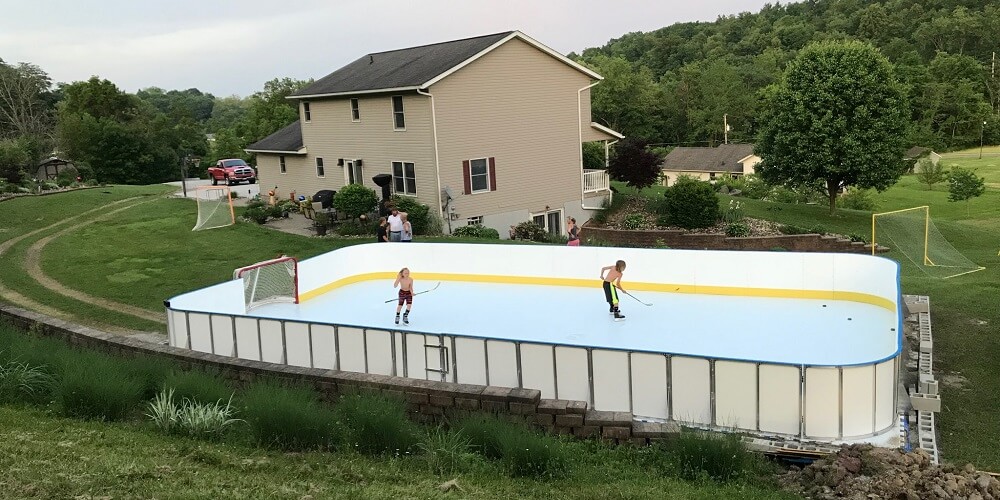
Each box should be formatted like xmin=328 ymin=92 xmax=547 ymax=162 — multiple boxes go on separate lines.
xmin=299 ymin=94 xmax=435 ymax=204
xmin=254 ymin=154 xmax=313 ymax=200
xmin=579 ymin=88 xmax=615 ymax=142
xmin=430 ymin=38 xmax=593 ymax=222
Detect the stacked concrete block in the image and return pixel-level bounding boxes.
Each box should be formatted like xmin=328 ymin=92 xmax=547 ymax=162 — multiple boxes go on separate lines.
xmin=917 ymin=410 xmax=940 ymax=465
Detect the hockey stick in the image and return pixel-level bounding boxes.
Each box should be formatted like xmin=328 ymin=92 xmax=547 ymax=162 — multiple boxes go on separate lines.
xmin=383 ymin=282 xmax=441 ymax=303
xmin=620 ymin=289 xmax=653 ymax=307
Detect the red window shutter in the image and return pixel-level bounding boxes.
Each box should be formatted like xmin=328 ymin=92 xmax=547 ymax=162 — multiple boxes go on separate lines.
xmin=488 ymin=157 xmax=497 ymax=191
xmin=462 ymin=160 xmax=471 ymax=194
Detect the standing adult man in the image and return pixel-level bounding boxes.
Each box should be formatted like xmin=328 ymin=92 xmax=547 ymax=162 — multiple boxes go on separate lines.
xmin=387 ymin=208 xmax=407 ymax=242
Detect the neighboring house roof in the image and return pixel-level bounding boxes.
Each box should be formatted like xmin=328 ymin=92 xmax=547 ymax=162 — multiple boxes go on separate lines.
xmin=290 ymin=31 xmax=602 ymax=99
xmin=590 ymin=122 xmax=624 ymax=140
xmin=660 ymin=144 xmax=756 ymax=174
xmin=904 ymin=146 xmax=930 ymax=160
xmin=245 ymin=122 xmax=304 ymax=154
xmin=38 ymin=157 xmax=72 ymax=167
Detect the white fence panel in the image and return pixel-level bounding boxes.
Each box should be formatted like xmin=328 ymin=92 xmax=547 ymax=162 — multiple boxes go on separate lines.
xmin=284 ymin=322 xmax=311 ymax=368
xmin=593 ymin=350 xmax=630 ymax=412
xmin=714 ymin=360 xmax=757 ymax=430
xmin=520 ymin=344 xmax=555 ymax=398
xmin=555 ymin=346 xmax=590 ymax=403
xmin=671 ymin=356 xmax=711 ymax=424
xmin=759 ymin=364 xmax=800 ymax=435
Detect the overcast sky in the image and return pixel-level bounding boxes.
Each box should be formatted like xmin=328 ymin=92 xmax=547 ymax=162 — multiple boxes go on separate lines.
xmin=0 ymin=0 xmax=774 ymax=97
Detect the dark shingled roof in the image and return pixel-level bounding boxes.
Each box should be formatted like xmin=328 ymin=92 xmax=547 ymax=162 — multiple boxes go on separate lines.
xmin=660 ymin=144 xmax=756 ymax=173
xmin=904 ymin=146 xmax=930 ymax=159
xmin=245 ymin=122 xmax=303 ymax=153
xmin=290 ymin=31 xmax=515 ymax=97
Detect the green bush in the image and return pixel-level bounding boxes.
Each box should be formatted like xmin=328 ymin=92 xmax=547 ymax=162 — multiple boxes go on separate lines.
xmin=661 ymin=177 xmax=719 ymax=229
xmin=390 ymin=195 xmax=432 ymax=235
xmin=457 ymin=415 xmax=566 ymax=478
xmin=162 ymin=369 xmax=235 ymax=405
xmin=241 ymin=206 xmax=269 ymax=224
xmin=0 ymin=360 xmax=54 ymax=405
xmin=56 ymin=167 xmax=80 ymax=187
xmin=725 ymin=221 xmax=751 ymax=237
xmin=778 ymin=224 xmax=827 ymax=235
xmin=334 ymin=392 xmax=419 ymax=456
xmin=837 ymin=188 xmax=878 ymax=211
xmin=511 ymin=221 xmax=548 ymax=242
xmin=333 ymin=184 xmax=378 ymax=219
xmin=146 ymin=388 xmax=241 ymax=439
xmin=649 ymin=431 xmax=766 ymax=483
xmin=621 ymin=213 xmax=645 ymax=230
xmin=57 ymin=356 xmax=145 ymax=421
xmin=739 ymin=175 xmax=773 ymax=199
xmin=452 ymin=224 xmax=500 ymax=239
xmin=42 ymin=181 xmax=60 ymax=191
xmin=240 ymin=381 xmax=339 ymax=451
xmin=418 ymin=426 xmax=478 ymax=476
xmin=721 ymin=199 xmax=745 ymax=224
xmin=336 ymin=219 xmax=375 ymax=236
xmin=848 ymin=233 xmax=868 ymax=243
xmin=767 ymin=185 xmax=809 ymax=204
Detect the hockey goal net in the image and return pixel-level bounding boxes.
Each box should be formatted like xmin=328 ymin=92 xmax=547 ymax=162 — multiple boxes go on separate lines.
xmin=193 ymin=186 xmax=235 ymax=231
xmin=233 ymin=257 xmax=299 ymax=310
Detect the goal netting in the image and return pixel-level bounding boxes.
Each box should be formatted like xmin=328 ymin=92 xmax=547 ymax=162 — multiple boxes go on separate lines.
xmin=233 ymin=257 xmax=299 ymax=310
xmin=872 ymin=206 xmax=984 ymax=279
xmin=193 ymin=186 xmax=235 ymax=231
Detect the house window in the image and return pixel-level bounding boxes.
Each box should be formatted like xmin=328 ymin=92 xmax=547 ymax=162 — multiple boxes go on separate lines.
xmin=392 ymin=161 xmax=416 ymax=195
xmin=351 ymin=98 xmax=360 ymax=121
xmin=279 ymin=155 xmax=286 ymax=174
xmin=391 ymin=95 xmax=405 ymax=129
xmin=709 ymin=172 xmax=717 ymax=180
xmin=303 ymin=102 xmax=311 ymax=122
xmin=531 ymin=210 xmax=563 ymax=235
xmin=346 ymin=160 xmax=363 ymax=185
xmin=315 ymin=157 xmax=324 ymax=177
xmin=467 ymin=216 xmax=483 ymax=225
xmin=463 ymin=157 xmax=496 ymax=194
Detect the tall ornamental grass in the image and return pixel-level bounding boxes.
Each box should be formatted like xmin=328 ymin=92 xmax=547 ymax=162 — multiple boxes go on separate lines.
xmin=239 ymin=381 xmax=339 ymax=451
xmin=333 ymin=392 xmax=419 ymax=456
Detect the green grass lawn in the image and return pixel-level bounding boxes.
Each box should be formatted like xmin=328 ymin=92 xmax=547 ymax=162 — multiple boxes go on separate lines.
xmin=2 ymin=164 xmax=1000 ymax=474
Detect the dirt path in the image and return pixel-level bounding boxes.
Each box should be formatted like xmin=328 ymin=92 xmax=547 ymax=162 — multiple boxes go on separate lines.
xmin=24 ymin=197 xmax=166 ymax=324
xmin=0 ymin=195 xmax=166 ymax=331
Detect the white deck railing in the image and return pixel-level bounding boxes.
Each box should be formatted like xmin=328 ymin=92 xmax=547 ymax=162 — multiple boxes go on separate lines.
xmin=583 ymin=169 xmax=610 ymax=193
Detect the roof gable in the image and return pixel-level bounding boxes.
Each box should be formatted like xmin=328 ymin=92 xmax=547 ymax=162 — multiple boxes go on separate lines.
xmin=290 ymin=31 xmax=600 ymax=99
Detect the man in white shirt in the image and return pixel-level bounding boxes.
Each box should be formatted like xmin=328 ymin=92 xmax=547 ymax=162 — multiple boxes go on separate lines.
xmin=387 ymin=208 xmax=407 ymax=242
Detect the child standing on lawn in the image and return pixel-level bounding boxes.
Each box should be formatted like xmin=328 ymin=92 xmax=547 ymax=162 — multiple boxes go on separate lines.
xmin=393 ymin=267 xmax=414 ymax=325
xmin=600 ymin=260 xmax=627 ymax=320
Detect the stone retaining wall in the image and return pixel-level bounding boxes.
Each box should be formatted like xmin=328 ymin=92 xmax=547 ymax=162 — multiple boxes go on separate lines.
xmin=0 ymin=305 xmax=679 ymax=444
xmin=582 ymin=224 xmax=872 ymax=253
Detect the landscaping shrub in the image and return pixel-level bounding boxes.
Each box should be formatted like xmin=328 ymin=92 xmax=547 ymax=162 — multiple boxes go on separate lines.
xmin=725 ymin=221 xmax=751 ymax=237
xmin=334 ymin=392 xmax=419 ymax=456
xmin=848 ymin=233 xmax=868 ymax=243
xmin=720 ymin=199 xmax=745 ymax=224
xmin=661 ymin=177 xmax=719 ymax=229
xmin=146 ymin=389 xmax=241 ymax=439
xmin=417 ymin=426 xmax=478 ymax=476
xmin=621 ymin=213 xmax=645 ymax=230
xmin=240 ymin=381 xmax=339 ymax=451
xmin=778 ymin=224 xmax=827 ymax=235
xmin=56 ymin=167 xmax=80 ymax=187
xmin=837 ymin=188 xmax=878 ymax=211
xmin=739 ymin=175 xmax=773 ymax=199
xmin=57 ymin=355 xmax=145 ymax=421
xmin=767 ymin=185 xmax=809 ymax=204
xmin=511 ymin=221 xmax=548 ymax=242
xmin=0 ymin=360 xmax=54 ymax=405
xmin=162 ymin=369 xmax=235 ymax=405
xmin=390 ymin=195 xmax=432 ymax=235
xmin=241 ymin=205 xmax=269 ymax=224
xmin=128 ymin=355 xmax=175 ymax=399
xmin=452 ymin=224 xmax=500 ymax=239
xmin=336 ymin=219 xmax=375 ymax=236
xmin=650 ymin=431 xmax=766 ymax=482
xmin=333 ymin=184 xmax=378 ymax=219
xmin=457 ymin=415 xmax=566 ymax=478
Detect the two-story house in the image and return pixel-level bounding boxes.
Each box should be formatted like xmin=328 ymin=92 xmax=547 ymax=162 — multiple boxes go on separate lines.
xmin=246 ymin=30 xmax=622 ymax=237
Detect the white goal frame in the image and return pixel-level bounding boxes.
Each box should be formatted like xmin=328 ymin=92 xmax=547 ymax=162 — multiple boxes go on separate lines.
xmin=233 ymin=256 xmax=299 ymax=310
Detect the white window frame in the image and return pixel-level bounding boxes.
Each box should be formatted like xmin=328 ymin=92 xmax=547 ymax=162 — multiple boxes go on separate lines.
xmin=350 ymin=98 xmax=360 ymax=122
xmin=467 ymin=216 xmax=483 ymax=226
xmin=279 ymin=155 xmax=286 ymax=174
xmin=391 ymin=95 xmax=405 ymax=130
xmin=303 ymin=102 xmax=311 ymax=122
xmin=345 ymin=160 xmax=363 ymax=185
xmin=530 ymin=208 xmax=564 ymax=235
xmin=469 ymin=157 xmax=490 ymax=194
xmin=391 ymin=161 xmax=417 ymax=196
xmin=315 ymin=157 xmax=325 ymax=177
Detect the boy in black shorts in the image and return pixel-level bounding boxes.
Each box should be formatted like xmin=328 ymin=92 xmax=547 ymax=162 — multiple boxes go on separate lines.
xmin=600 ymin=260 xmax=627 ymax=320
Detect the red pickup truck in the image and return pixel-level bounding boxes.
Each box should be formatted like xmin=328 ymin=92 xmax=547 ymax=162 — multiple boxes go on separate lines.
xmin=208 ymin=159 xmax=257 ymax=186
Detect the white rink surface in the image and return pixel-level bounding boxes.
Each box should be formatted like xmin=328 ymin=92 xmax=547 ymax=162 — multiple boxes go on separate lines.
xmin=249 ymin=280 xmax=898 ymax=366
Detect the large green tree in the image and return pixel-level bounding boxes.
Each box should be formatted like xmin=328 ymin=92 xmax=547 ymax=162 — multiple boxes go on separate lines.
xmin=756 ymin=40 xmax=907 ymax=214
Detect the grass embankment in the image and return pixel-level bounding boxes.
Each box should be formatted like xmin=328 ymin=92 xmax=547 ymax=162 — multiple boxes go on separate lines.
xmin=0 ymin=322 xmax=791 ymax=499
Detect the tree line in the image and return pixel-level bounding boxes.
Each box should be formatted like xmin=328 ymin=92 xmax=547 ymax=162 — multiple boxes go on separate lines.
xmin=575 ymin=0 xmax=1000 ymax=151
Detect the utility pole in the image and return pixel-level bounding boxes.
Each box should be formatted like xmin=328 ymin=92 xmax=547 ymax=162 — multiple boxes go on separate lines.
xmin=980 ymin=121 xmax=986 ymax=159
xmin=723 ymin=114 xmax=729 ymax=145
xmin=181 ymin=155 xmax=189 ymax=198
